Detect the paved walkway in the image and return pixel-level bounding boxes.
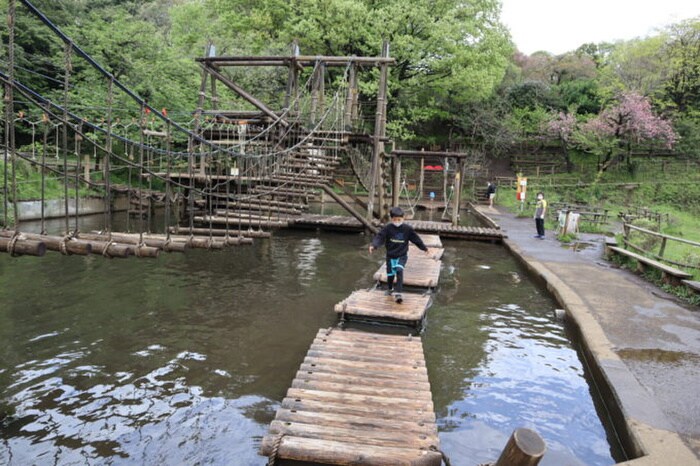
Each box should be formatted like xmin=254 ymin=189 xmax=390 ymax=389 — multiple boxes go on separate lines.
xmin=476 ymin=206 xmax=700 ymax=465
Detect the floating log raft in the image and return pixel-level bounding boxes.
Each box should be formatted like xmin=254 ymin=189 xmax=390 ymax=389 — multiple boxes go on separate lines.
xmin=288 ymin=215 xmax=505 ymax=241
xmin=407 ymin=220 xmax=505 ymax=241
xmin=335 ymin=289 xmax=431 ymax=328
xmin=373 ymin=244 xmax=444 ymax=288
xmin=194 ymin=215 xmax=289 ymax=228
xmin=290 ymin=214 xmax=376 ymax=232
xmin=83 ymin=231 xmax=231 ymax=250
xmin=82 ymin=232 xmax=187 ymax=253
xmin=418 ymin=234 xmax=443 ymax=249
xmin=0 ymin=230 xmax=137 ymax=258
xmin=260 ymin=328 xmax=442 ymax=466
xmin=169 ymin=226 xmax=271 ymax=239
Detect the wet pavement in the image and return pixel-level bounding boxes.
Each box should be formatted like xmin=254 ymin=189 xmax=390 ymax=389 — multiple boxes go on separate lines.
xmin=478 ymin=205 xmax=700 ymax=464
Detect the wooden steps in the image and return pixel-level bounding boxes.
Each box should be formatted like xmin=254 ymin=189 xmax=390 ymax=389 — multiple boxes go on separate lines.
xmin=260 ymin=328 xmax=442 ymax=466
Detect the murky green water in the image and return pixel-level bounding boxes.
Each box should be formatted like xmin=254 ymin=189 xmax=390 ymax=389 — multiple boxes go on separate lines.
xmin=0 ymin=220 xmax=618 ymax=465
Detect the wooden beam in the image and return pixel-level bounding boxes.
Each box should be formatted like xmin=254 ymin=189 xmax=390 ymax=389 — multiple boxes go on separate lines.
xmin=201 ymin=64 xmax=289 ymax=127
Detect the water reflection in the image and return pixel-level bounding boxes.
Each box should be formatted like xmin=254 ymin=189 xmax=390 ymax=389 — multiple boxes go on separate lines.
xmin=426 ymin=243 xmax=615 ymax=465
xmin=0 ymin=231 xmax=615 ymax=465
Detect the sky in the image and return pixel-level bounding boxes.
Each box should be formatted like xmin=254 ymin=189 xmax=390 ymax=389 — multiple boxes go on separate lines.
xmin=499 ymin=0 xmax=700 ymax=55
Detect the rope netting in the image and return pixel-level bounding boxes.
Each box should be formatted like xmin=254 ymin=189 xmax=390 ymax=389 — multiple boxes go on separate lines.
xmin=1 ymin=0 xmax=386 ymax=245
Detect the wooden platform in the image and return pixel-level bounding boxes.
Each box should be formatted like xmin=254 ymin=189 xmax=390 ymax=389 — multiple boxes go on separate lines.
xmin=417 ymin=234 xmax=442 ymax=248
xmin=290 ymin=214 xmax=504 ymax=241
xmin=335 ymin=289 xmax=432 ymax=327
xmin=260 ymin=328 xmax=442 ymax=466
xmin=373 ymin=245 xmax=444 ymax=288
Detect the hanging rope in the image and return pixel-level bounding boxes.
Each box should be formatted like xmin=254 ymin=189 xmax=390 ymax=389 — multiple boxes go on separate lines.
xmin=40 ymin=111 xmax=48 ymax=234
xmin=104 ymin=77 xmax=114 ymax=235
xmin=61 ymin=41 xmax=72 ymax=234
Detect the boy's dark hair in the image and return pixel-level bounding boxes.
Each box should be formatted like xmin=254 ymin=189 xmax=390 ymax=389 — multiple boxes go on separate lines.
xmin=389 ymin=207 xmax=404 ymax=218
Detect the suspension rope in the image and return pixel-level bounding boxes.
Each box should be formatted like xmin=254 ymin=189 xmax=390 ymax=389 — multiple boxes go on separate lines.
xmin=104 ymin=78 xmax=114 ymax=234
xmin=61 ymin=41 xmax=73 ymax=234
xmin=40 ymin=111 xmax=48 ymax=234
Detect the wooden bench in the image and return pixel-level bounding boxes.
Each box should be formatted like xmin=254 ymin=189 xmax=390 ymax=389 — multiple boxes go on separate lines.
xmin=681 ymin=280 xmax=700 ymax=295
xmin=607 ymin=246 xmax=693 ymax=286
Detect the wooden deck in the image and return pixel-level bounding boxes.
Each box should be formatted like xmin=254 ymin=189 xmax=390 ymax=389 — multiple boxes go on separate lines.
xmin=335 ymin=289 xmax=432 ymax=327
xmin=290 ymin=214 xmax=504 ymax=241
xmin=373 ymin=245 xmax=444 ymax=288
xmin=260 ymin=328 xmax=442 ymax=466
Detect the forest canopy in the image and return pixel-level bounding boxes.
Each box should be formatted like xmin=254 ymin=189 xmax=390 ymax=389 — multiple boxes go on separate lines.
xmin=2 ymin=0 xmax=699 ymax=160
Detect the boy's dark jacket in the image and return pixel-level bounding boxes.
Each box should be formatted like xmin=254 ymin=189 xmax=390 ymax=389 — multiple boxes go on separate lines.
xmin=371 ymin=223 xmax=427 ymax=258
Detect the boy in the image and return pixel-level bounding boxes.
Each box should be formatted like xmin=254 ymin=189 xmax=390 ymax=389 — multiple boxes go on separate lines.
xmin=369 ymin=207 xmax=429 ymax=303
xmin=534 ymin=192 xmax=547 ymax=239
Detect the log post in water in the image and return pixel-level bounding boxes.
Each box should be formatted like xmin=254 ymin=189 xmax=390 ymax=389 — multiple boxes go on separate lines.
xmin=494 ymin=428 xmax=546 ymax=466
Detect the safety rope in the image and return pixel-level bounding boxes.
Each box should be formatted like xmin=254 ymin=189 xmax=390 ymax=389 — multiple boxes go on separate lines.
xmin=429 ymin=445 xmax=453 ymax=466
xmin=266 ymin=433 xmax=286 ymax=466
xmin=7 ymin=232 xmax=20 ymax=257
xmin=59 ymin=231 xmax=75 ymax=256
xmin=102 ymin=240 xmax=115 ymax=258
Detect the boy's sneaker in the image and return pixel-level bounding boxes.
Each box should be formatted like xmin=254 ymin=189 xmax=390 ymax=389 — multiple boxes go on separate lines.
xmin=394 ymin=293 xmax=403 ymax=304
xmin=384 ymin=289 xmax=393 ymax=296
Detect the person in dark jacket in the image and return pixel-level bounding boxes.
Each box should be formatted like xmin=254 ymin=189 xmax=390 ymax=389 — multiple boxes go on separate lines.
xmin=368 ymin=207 xmax=429 ymax=303
xmin=486 ymin=181 xmax=496 ymax=208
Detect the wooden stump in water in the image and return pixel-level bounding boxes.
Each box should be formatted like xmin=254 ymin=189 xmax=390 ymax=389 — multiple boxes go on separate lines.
xmin=494 ymin=428 xmax=546 ymax=466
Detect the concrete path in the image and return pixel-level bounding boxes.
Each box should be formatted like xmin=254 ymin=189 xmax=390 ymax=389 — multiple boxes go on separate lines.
xmin=476 ymin=205 xmax=700 ymax=465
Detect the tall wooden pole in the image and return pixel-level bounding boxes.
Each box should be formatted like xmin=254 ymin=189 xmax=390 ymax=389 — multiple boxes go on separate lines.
xmin=344 ymin=64 xmax=356 ymax=130
xmin=367 ymin=41 xmax=390 ymax=223
xmin=392 ymin=155 xmax=401 ymax=209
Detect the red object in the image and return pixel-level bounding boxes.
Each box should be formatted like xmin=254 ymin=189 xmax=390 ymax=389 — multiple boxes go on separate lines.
xmin=424 ymin=165 xmax=443 ymax=171
xmin=144 ymin=107 xmax=151 ymax=115
xmin=162 ymin=108 xmax=168 ymax=117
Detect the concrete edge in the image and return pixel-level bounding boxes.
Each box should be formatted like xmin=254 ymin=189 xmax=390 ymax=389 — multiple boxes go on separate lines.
xmin=467 ymin=202 xmax=501 ymax=230
xmin=502 ymin=237 xmax=697 ymax=465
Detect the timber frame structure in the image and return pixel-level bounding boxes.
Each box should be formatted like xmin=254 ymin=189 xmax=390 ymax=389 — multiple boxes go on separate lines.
xmin=180 ymin=42 xmax=396 ymax=230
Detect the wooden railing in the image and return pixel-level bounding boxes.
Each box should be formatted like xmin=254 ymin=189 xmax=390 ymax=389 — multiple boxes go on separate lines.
xmin=622 ymin=223 xmax=700 ymax=270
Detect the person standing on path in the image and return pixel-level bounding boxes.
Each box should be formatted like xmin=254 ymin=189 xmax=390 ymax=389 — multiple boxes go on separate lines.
xmin=534 ymin=192 xmax=547 ymax=239
xmin=486 ymin=181 xmax=497 ymax=208
xmin=369 ymin=207 xmax=429 ymax=304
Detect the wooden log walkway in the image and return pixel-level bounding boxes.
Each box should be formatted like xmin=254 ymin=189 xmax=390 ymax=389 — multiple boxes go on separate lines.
xmin=335 ymin=289 xmax=432 ymax=328
xmin=373 ymin=244 xmax=444 ymax=288
xmin=290 ymin=214 xmax=504 ymax=241
xmin=260 ymin=328 xmax=442 ymax=466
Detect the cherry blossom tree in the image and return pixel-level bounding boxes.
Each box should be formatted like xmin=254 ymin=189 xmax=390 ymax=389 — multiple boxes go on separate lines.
xmin=544 ymin=111 xmax=577 ymax=172
xmin=575 ymin=92 xmax=677 ymax=173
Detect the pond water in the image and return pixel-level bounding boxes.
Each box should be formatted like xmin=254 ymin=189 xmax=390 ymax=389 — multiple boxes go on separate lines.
xmin=0 ymin=220 xmax=620 ymax=465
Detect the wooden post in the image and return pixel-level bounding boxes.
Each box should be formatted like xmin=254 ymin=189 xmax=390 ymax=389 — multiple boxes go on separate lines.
xmin=451 ymin=170 xmax=462 ymax=226
xmin=344 ymin=64 xmax=357 ymax=129
xmin=83 ymin=153 xmax=90 ymax=181
xmin=367 ymin=41 xmax=390 ymax=223
xmin=418 ymin=156 xmax=425 ymax=202
xmin=494 ymin=428 xmax=546 ymax=466
xmin=392 ymin=155 xmax=401 ymax=209
xmin=659 ymin=237 xmax=667 ymax=258
xmin=190 ymin=64 xmax=209 ymax=173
